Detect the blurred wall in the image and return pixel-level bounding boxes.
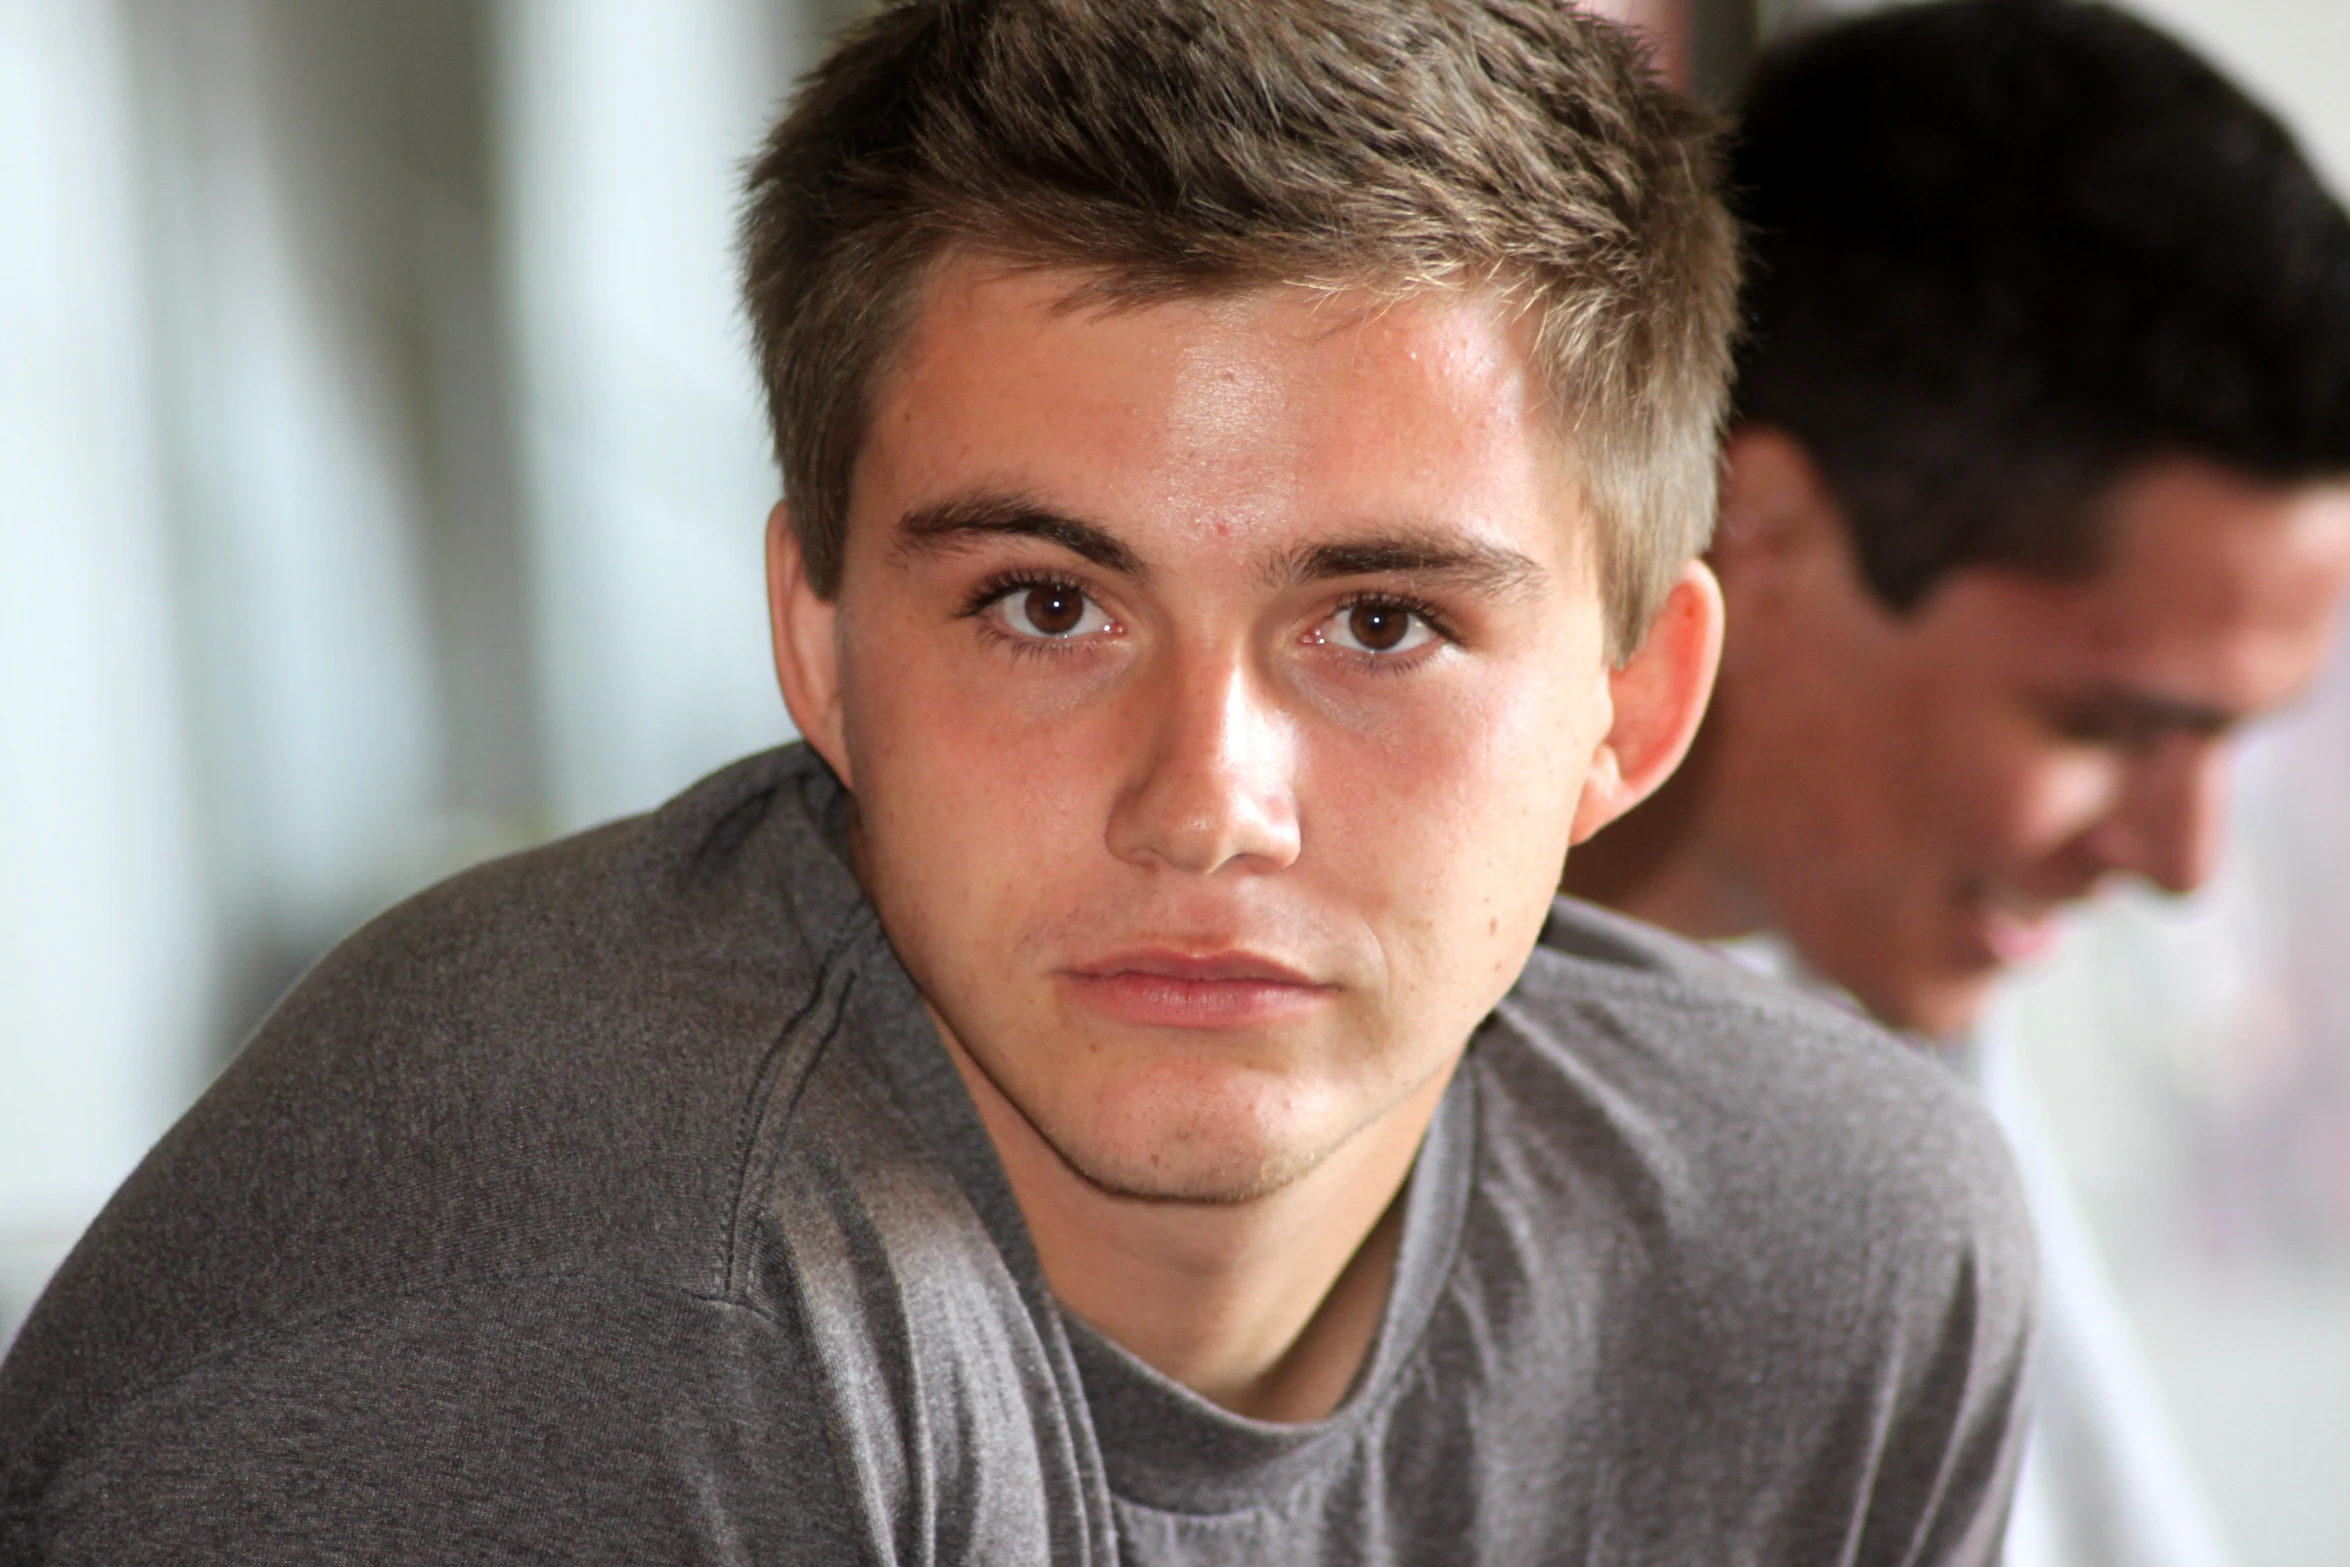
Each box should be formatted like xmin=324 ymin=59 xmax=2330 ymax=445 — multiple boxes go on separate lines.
xmin=0 ymin=0 xmax=853 ymax=1333
xmin=2 ymin=0 xmax=212 ymax=1335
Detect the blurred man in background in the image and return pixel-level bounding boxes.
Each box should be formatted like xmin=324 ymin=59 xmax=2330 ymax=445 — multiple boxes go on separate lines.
xmin=1570 ymin=2 xmax=2350 ymax=1564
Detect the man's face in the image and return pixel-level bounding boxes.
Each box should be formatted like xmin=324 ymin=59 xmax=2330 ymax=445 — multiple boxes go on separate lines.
xmin=1710 ymin=438 xmax=2350 ymax=1037
xmin=786 ymin=261 xmax=1622 ymax=1202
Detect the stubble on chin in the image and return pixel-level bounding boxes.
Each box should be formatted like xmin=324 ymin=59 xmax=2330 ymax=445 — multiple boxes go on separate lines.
xmin=926 ymin=994 xmax=1452 ymax=1209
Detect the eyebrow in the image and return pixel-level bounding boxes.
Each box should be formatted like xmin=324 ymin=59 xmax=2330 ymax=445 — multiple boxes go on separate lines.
xmin=2070 ymin=683 xmax=2239 ymax=740
xmin=895 ymin=491 xmax=1148 ymax=580
xmin=1271 ymin=530 xmax=1548 ymax=599
xmin=893 ymin=491 xmax=1548 ymax=601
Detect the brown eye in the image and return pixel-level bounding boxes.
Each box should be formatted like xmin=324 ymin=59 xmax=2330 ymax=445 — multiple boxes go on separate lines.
xmin=1319 ymin=597 xmax=1439 ymax=658
xmin=1024 ymin=585 xmax=1084 ymax=636
xmin=1347 ymin=602 xmax=1410 ymax=651
xmin=992 ymin=581 xmax=1109 ymax=641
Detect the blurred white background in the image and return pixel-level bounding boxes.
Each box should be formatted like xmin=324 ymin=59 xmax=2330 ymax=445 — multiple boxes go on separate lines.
xmin=3 ymin=2 xmax=2348 ymax=1561
xmin=0 ymin=0 xmax=845 ymax=1334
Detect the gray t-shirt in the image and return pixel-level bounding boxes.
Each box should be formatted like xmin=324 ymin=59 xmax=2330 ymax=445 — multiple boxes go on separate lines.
xmin=0 ymin=745 xmax=2035 ymax=1564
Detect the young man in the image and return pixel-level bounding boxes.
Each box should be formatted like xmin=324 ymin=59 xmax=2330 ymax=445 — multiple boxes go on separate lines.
xmin=0 ymin=3 xmax=2032 ymax=1561
xmin=1568 ymin=3 xmax=2350 ymax=1564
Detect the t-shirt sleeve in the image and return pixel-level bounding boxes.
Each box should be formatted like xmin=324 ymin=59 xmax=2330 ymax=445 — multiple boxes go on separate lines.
xmin=22 ymin=1280 xmax=871 ymax=1566
xmin=1848 ymin=1102 xmax=2040 ymax=1567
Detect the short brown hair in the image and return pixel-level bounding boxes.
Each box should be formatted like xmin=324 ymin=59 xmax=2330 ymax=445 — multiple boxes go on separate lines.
xmin=742 ymin=0 xmax=1737 ymax=658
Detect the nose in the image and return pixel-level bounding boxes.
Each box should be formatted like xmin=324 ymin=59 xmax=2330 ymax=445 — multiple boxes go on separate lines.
xmin=2082 ymin=738 xmax=2230 ymax=896
xmin=1106 ymin=649 xmax=1302 ymax=876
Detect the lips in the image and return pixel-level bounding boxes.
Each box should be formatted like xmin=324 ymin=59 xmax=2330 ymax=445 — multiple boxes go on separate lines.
xmin=1965 ymin=882 xmax=2065 ymax=966
xmin=1059 ymin=948 xmax=1334 ymax=1029
xmin=1073 ymin=949 xmax=1317 ymax=985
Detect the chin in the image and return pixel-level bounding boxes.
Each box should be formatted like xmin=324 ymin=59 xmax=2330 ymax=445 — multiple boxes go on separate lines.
xmin=1875 ymin=970 xmax=1999 ymax=1044
xmin=1039 ymin=1069 xmax=1350 ymax=1205
xmin=1053 ymin=1141 xmax=1313 ymax=1206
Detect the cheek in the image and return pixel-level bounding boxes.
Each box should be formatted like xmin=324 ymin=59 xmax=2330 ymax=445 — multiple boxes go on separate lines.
xmin=837 ymin=612 xmax=1120 ymax=944
xmin=1906 ymin=694 xmax=2122 ymax=874
xmin=1980 ymin=746 xmax=2122 ymax=862
xmin=1301 ymin=657 xmax=1593 ymax=955
xmin=1884 ymin=671 xmax=2053 ymax=860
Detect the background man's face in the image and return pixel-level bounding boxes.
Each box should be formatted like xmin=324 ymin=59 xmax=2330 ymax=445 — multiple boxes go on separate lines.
xmin=811 ymin=262 xmax=1614 ymax=1202
xmin=1714 ymin=449 xmax=2350 ymax=1037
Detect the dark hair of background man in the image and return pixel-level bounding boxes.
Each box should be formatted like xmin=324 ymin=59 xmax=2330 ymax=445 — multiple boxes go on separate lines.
xmin=1732 ymin=0 xmax=2350 ymax=609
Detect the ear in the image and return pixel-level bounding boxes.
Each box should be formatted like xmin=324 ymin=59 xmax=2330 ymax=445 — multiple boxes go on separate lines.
xmin=766 ymin=501 xmax=854 ymax=788
xmin=1569 ymin=558 xmax=1725 ymax=845
xmin=1711 ymin=424 xmax=1848 ymax=619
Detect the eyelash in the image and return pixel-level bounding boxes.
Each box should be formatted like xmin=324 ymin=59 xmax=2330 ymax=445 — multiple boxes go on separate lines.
xmin=1324 ymin=590 xmax=1459 ymax=667
xmin=958 ymin=569 xmax=1082 ymax=622
xmin=958 ymin=570 xmax=1108 ymax=658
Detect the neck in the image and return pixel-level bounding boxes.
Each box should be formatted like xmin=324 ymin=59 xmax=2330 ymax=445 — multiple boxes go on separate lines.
xmin=938 ymin=1021 xmax=1449 ymax=1424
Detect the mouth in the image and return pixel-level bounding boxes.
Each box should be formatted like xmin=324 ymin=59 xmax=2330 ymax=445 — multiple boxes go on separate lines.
xmin=1963 ymin=881 xmax=2065 ymax=966
xmin=1059 ymin=948 xmax=1336 ymax=1030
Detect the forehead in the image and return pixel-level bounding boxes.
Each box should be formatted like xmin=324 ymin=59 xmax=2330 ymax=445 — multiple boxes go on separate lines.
xmin=1944 ymin=458 xmax=2350 ymax=709
xmin=850 ymin=258 xmax=1585 ymax=572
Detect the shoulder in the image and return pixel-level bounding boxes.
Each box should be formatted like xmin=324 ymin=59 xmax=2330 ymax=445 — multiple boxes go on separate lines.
xmin=299 ymin=740 xmax=866 ymax=1028
xmin=14 ymin=1275 xmax=866 ymax=1564
xmin=1481 ymin=898 xmax=2033 ymax=1308
xmin=158 ymin=742 xmax=865 ymax=1282
xmin=1456 ymin=899 xmax=2036 ymax=1539
xmin=0 ymin=746 xmax=884 ymax=1502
